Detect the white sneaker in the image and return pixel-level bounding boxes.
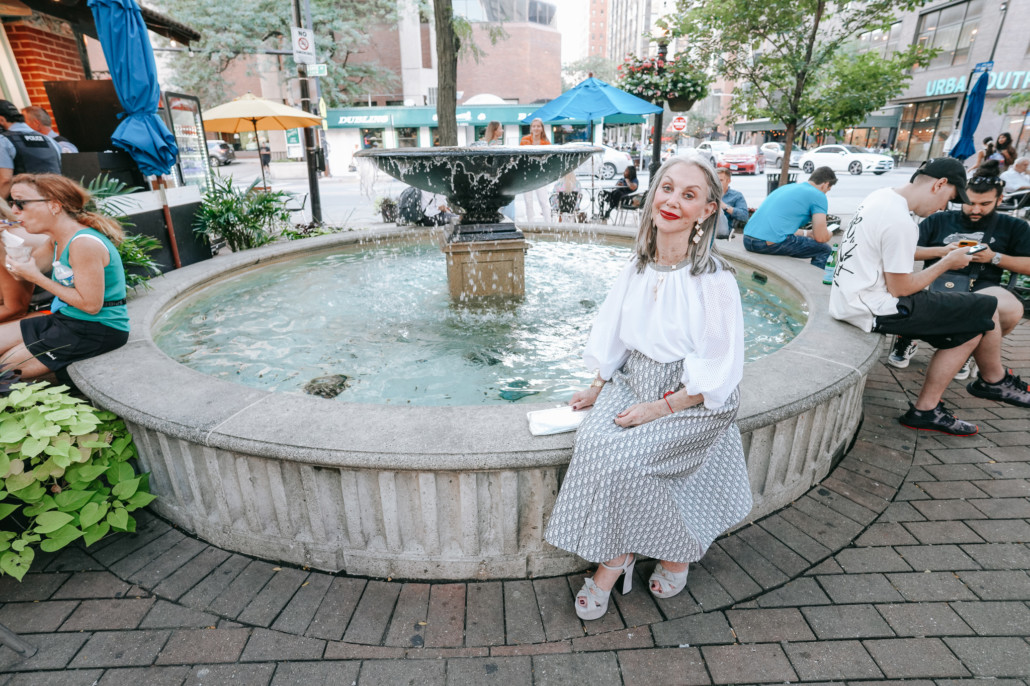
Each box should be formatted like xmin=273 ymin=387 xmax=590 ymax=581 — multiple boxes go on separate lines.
xmin=954 ymin=357 xmax=976 ymax=381
xmin=888 ymin=336 xmax=918 ymax=369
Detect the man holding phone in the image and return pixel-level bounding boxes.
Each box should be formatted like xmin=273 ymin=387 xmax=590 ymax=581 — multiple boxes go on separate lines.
xmin=830 ymin=158 xmax=1030 ymax=436
xmin=889 ymin=165 xmax=1030 ymax=375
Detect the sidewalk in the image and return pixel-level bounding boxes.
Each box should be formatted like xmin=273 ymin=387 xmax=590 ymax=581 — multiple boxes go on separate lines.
xmin=0 ymin=324 xmax=1028 ymax=684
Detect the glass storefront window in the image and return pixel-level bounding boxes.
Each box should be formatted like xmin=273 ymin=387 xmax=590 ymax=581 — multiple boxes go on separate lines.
xmin=397 ymin=127 xmax=418 ymax=148
xmin=360 ymin=128 xmax=382 ymax=148
xmin=896 ymin=98 xmax=960 ymax=163
xmin=914 ymin=1 xmax=981 ymax=70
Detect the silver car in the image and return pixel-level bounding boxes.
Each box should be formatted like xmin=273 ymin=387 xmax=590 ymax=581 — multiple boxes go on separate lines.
xmin=759 ymin=142 xmax=803 ymax=168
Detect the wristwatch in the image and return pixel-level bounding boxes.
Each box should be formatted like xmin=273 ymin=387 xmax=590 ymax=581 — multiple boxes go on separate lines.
xmin=590 ymin=378 xmax=605 ymax=388
xmin=991 ymin=252 xmax=1003 ymax=266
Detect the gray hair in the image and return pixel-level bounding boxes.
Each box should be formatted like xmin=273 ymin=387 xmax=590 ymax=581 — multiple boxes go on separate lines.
xmin=635 ymin=155 xmax=734 ymax=277
xmin=21 ymin=105 xmax=50 ymax=127
xmin=1015 ymin=156 xmax=1029 ymax=167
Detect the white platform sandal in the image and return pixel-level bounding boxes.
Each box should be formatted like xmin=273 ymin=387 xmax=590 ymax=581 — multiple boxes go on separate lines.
xmin=575 ymin=554 xmax=636 ymax=621
xmin=649 ymin=562 xmax=689 ymax=599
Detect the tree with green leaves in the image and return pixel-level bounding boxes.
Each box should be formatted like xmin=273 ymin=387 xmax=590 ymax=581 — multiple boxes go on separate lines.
xmin=562 ymin=55 xmax=619 ymax=91
xmin=157 ymin=0 xmax=397 ymax=109
xmin=666 ymin=0 xmax=935 ymax=183
xmin=433 ymin=0 xmax=458 ymax=146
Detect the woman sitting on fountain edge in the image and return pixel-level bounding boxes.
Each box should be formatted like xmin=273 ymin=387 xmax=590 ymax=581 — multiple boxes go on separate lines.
xmin=0 ymin=174 xmax=129 ymax=380
xmin=544 ymin=156 xmax=753 ymax=620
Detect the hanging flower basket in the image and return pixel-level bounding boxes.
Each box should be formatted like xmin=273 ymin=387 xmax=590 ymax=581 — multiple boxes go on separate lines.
xmin=618 ymin=54 xmax=711 ymax=109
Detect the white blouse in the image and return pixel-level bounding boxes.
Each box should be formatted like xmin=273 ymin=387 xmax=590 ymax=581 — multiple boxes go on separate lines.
xmin=583 ymin=257 xmax=745 ymax=410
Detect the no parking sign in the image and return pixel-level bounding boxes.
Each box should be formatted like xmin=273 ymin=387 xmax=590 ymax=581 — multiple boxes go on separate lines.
xmin=670 ymin=116 xmax=688 ymax=132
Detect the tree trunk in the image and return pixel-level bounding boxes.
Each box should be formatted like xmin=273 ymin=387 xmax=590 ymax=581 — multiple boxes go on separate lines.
xmin=780 ymin=121 xmax=796 ymax=185
xmin=434 ymin=0 xmax=458 ymax=146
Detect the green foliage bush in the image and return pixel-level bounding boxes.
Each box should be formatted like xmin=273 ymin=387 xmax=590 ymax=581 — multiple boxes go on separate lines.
xmin=84 ymin=174 xmax=163 ymax=290
xmin=0 ymin=382 xmax=154 ymax=581
xmin=193 ymin=177 xmax=292 ymax=252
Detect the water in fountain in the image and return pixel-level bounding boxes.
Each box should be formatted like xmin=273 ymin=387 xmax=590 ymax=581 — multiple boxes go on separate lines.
xmin=154 ymin=234 xmax=805 ymax=406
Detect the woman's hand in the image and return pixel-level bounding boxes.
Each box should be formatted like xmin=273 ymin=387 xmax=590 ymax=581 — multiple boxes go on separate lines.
xmin=5 ymin=251 xmax=42 ymax=284
xmin=614 ymin=401 xmax=667 ymax=428
xmin=570 ymin=385 xmax=601 ymax=411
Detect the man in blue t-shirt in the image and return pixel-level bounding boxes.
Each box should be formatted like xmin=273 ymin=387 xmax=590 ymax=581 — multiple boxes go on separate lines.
xmin=743 ymin=166 xmax=837 ymax=268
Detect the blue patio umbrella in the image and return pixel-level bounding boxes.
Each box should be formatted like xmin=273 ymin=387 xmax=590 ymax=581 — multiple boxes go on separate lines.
xmin=523 ymin=77 xmax=662 ymax=139
xmin=950 ymin=70 xmax=990 ymax=162
xmin=87 ymin=0 xmax=178 ymax=176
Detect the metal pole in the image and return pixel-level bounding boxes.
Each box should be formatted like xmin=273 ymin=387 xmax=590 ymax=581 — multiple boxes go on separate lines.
xmin=293 ymin=0 xmax=322 ymax=224
xmin=649 ymin=41 xmax=669 ymax=179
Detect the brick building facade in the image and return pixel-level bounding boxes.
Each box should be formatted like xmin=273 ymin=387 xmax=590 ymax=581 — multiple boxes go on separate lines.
xmin=3 ymin=18 xmax=85 ymax=131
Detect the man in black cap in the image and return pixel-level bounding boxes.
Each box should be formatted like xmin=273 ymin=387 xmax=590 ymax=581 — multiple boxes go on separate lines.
xmin=829 ymin=157 xmax=1030 ymax=436
xmin=0 ymin=99 xmax=61 ymax=199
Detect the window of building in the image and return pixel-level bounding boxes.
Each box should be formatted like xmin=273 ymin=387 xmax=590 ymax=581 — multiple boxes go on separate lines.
xmin=894 ymin=98 xmax=957 ymax=162
xmin=360 ymin=128 xmax=382 ymax=149
xmin=396 ymin=127 xmax=419 ymax=148
xmin=857 ymin=21 xmax=901 ymax=58
xmin=914 ymin=0 xmax=982 ymax=70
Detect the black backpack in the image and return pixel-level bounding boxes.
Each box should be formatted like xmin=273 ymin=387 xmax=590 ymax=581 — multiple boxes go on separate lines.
xmin=397 ymin=187 xmax=425 ymax=225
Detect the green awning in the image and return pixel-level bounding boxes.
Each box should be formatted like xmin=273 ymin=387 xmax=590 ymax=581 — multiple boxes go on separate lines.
xmin=327 ymin=104 xmax=645 ymax=129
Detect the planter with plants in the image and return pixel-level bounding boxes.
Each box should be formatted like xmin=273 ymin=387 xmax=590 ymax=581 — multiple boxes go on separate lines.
xmin=374 ymin=196 xmax=398 ymax=223
xmin=193 ymin=177 xmax=293 ymax=252
xmin=618 ymin=53 xmax=712 ymax=111
xmin=0 ymin=379 xmax=154 ymax=580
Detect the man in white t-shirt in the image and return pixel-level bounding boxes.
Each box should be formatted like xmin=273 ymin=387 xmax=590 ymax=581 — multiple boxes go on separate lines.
xmin=830 ymin=157 xmax=1030 ymax=435
xmin=1000 ymin=157 xmax=1030 ymax=203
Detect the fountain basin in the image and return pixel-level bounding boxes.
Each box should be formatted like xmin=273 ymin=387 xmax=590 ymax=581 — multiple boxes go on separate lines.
xmin=71 ymin=227 xmax=882 ymax=580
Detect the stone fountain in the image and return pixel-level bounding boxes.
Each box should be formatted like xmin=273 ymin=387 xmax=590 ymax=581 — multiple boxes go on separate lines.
xmin=355 ymin=145 xmax=598 ymax=299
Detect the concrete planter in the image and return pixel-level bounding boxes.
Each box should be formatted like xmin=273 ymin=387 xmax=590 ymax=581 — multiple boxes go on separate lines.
xmin=71 ymin=227 xmax=881 ymax=580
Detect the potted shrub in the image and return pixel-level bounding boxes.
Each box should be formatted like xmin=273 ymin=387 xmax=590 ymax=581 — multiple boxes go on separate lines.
xmin=618 ymin=53 xmax=712 ymax=111
xmin=0 ymin=379 xmax=155 ymax=580
xmin=374 ymin=196 xmax=398 ymax=223
xmin=193 ymin=177 xmax=292 ymax=251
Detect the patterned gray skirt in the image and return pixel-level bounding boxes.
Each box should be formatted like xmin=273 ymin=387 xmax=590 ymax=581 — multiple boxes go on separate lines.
xmin=544 ymin=351 xmax=753 ymax=564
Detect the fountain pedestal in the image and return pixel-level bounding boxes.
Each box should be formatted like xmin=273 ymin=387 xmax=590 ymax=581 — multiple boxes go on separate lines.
xmin=442 ymin=236 xmax=527 ymax=299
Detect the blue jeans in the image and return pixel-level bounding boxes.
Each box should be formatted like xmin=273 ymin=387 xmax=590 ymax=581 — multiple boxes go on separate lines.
xmin=743 ymin=234 xmax=832 ymax=269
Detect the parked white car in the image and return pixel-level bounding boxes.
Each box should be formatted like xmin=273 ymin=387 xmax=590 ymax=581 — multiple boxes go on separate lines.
xmin=759 ymin=142 xmax=804 ymax=168
xmin=696 ymin=141 xmax=734 ymax=166
xmin=798 ymin=144 xmax=894 ymax=176
xmin=570 ymin=143 xmax=634 ymax=180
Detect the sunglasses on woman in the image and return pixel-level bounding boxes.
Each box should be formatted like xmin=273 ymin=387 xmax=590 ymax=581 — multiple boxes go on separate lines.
xmin=8 ymin=198 xmax=48 ymax=211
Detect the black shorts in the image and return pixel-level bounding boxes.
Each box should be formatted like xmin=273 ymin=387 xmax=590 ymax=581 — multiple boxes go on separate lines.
xmin=873 ymin=290 xmax=996 ymax=350
xmin=20 ymin=311 xmax=129 ymax=371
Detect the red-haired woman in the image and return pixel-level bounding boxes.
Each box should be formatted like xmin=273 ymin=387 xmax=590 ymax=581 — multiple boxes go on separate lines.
xmin=519 ymin=118 xmax=552 ymax=221
xmin=0 ymin=173 xmax=128 ymax=379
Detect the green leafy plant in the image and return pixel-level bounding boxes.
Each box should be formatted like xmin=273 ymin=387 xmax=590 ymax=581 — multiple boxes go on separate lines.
xmin=193 ymin=177 xmax=292 ymax=252
xmin=83 ymin=174 xmax=163 ymax=290
xmin=373 ymin=196 xmax=398 ymax=223
xmin=281 ymin=223 xmax=345 ymax=241
xmin=0 ymin=381 xmax=154 ymax=581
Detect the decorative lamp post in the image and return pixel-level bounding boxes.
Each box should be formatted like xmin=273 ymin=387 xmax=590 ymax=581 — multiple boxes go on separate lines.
xmin=649 ymin=30 xmax=669 ymax=179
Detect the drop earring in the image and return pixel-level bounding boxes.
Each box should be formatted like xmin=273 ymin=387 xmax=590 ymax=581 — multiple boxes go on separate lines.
xmin=692 ymin=217 xmax=705 ymax=244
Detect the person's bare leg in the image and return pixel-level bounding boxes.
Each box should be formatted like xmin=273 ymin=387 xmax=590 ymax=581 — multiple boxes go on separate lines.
xmin=977 ymin=286 xmax=1024 ymax=336
xmin=590 ymin=553 xmax=630 ymax=591
xmin=915 ymin=334 xmax=981 ymax=410
xmin=0 ymin=343 xmax=51 ymax=379
xmin=971 ymin=310 xmax=1007 ymax=383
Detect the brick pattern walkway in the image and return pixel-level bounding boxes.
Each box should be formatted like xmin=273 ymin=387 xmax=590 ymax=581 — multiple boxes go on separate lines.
xmin=1 ymin=324 xmax=1029 ymax=685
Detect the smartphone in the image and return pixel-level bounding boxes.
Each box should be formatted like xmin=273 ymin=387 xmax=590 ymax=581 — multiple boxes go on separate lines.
xmin=958 ymin=240 xmax=978 ymax=248
xmin=967 ymin=244 xmax=988 ymax=255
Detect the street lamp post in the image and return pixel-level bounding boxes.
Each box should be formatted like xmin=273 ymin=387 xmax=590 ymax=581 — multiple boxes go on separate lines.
xmin=649 ymin=37 xmax=669 ymax=179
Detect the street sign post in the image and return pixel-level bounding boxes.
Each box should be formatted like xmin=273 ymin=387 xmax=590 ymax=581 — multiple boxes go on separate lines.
xmin=308 ymin=63 xmax=328 ymax=77
xmin=291 ymin=27 xmax=316 ymax=65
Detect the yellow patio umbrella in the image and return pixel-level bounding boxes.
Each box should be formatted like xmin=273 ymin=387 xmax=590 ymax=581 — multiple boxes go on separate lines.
xmin=202 ymin=93 xmax=323 ymax=187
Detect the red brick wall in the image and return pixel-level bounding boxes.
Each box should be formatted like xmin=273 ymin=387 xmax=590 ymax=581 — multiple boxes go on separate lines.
xmin=5 ymin=23 xmax=85 ymax=129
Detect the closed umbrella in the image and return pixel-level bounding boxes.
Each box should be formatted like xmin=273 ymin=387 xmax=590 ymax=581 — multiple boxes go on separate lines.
xmin=88 ymin=0 xmax=181 ymax=266
xmin=950 ymin=70 xmax=990 ymax=162
xmin=202 ymin=94 xmax=323 ymax=188
xmin=87 ymin=0 xmax=178 ymax=176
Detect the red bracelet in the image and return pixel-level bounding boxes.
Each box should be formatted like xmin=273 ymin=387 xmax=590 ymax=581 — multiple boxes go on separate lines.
xmin=663 ymin=391 xmax=675 ymax=415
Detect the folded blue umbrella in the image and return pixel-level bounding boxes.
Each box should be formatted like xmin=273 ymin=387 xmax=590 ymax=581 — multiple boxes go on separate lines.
xmin=88 ymin=0 xmax=178 ymax=176
xmin=950 ymin=70 xmax=989 ymax=162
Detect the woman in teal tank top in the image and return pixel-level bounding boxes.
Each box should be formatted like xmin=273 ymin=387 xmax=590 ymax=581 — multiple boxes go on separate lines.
xmin=0 ymin=173 xmax=129 ymax=380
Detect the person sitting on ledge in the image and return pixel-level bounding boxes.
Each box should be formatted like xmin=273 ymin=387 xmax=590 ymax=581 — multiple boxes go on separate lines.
xmin=0 ymin=173 xmax=129 ymax=381
xmin=830 ymin=158 xmax=1030 ymax=437
xmin=743 ymin=165 xmax=837 ymax=268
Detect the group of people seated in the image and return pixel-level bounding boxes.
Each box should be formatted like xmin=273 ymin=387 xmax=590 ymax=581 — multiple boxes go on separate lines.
xmin=0 ymin=174 xmax=129 ymax=385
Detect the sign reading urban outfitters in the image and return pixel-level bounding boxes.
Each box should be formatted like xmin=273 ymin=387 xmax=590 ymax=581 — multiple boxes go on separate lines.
xmin=926 ymin=71 xmax=1030 ymax=96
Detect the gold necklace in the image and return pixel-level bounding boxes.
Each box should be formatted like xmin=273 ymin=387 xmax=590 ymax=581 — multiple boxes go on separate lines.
xmin=653 ymin=273 xmax=666 ymax=301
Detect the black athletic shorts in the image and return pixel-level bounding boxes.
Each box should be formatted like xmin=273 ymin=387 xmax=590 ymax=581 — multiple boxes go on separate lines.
xmin=872 ymin=290 xmax=997 ymax=350
xmin=20 ymin=311 xmax=129 ymax=371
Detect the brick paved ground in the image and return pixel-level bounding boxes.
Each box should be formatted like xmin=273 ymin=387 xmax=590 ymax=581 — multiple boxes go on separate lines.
xmin=1 ymin=323 xmax=1028 ymax=684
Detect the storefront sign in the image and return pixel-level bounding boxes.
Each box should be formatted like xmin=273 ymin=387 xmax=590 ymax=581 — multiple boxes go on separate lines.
xmin=286 ymin=128 xmax=303 ymax=159
xmin=335 ymin=114 xmax=390 ymax=126
xmin=926 ymin=71 xmax=1030 ymax=96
